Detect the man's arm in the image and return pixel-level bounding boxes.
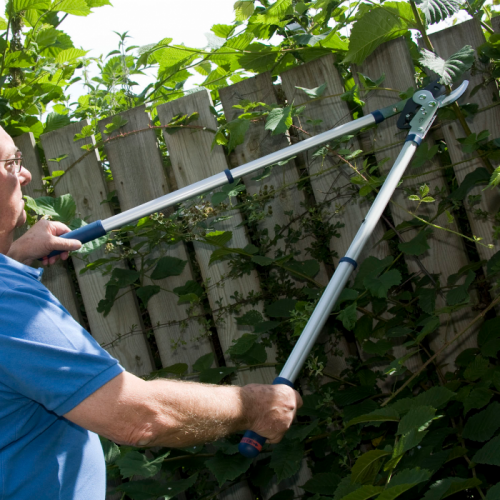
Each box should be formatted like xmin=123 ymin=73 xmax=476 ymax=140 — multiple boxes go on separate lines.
xmin=8 ymin=219 xmax=81 ymax=266
xmin=64 ymin=372 xmax=302 ymax=448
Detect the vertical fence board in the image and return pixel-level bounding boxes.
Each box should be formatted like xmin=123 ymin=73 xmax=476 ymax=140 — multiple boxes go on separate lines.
xmin=219 ymin=73 xmax=329 ymax=285
xmin=429 ymin=19 xmax=500 ymax=261
xmin=14 ymin=132 xmax=81 ymax=321
xmin=281 ymin=55 xmax=390 ymax=373
xmin=40 ymin=121 xmax=154 ymax=375
xmin=98 ymin=106 xmax=213 ymax=372
xmin=157 ymin=90 xmax=277 ymax=388
xmin=281 ymin=54 xmax=391 ymax=267
xmin=356 ymin=36 xmax=477 ymax=367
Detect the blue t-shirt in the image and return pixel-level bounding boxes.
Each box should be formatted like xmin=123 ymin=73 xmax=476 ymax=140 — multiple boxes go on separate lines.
xmin=0 ymin=254 xmax=124 ymax=499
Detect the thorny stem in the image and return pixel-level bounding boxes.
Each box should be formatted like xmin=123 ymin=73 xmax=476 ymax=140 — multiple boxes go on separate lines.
xmin=382 ymin=294 xmax=500 ymax=407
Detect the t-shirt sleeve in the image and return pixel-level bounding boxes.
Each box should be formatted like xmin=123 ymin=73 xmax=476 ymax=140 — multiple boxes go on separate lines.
xmin=0 ymin=283 xmax=125 ymax=416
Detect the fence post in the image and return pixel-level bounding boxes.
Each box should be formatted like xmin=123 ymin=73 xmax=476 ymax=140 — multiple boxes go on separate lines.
xmin=40 ymin=121 xmax=154 ymax=375
xmin=355 ymin=35 xmax=478 ymax=368
xmin=14 ymin=132 xmax=82 ymax=321
xmin=98 ymin=106 xmax=214 ymax=372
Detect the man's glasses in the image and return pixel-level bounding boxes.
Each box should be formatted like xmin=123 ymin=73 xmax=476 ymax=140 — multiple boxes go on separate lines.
xmin=0 ymin=155 xmax=23 ymax=174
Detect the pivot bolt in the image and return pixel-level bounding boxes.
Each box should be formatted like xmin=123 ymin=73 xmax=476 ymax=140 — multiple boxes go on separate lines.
xmin=419 ymin=94 xmax=427 ymax=100
xmin=428 ymin=101 xmax=437 ymax=107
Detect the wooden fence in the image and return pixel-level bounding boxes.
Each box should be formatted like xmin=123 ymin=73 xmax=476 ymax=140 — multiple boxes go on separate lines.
xmin=14 ymin=18 xmax=500 ymax=499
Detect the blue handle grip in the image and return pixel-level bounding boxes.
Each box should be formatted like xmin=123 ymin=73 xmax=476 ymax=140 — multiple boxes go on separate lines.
xmin=44 ymin=220 xmax=107 ymax=259
xmin=238 ymin=376 xmax=295 ymax=458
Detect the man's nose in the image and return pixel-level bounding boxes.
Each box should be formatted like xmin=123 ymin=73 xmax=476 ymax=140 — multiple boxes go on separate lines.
xmin=19 ymin=166 xmax=32 ymax=186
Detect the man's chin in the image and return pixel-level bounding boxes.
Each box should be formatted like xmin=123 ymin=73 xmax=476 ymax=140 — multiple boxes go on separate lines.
xmin=15 ymin=210 xmax=27 ymax=228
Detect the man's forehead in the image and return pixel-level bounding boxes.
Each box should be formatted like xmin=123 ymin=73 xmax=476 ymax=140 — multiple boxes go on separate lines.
xmin=0 ymin=127 xmax=17 ymax=156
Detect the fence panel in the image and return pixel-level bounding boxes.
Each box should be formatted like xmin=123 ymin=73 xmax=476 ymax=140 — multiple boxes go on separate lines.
xmin=429 ymin=19 xmax=500 ymax=262
xmin=14 ymin=132 xmax=81 ymax=321
xmin=98 ymin=106 xmax=213 ymax=372
xmin=355 ymin=35 xmax=477 ymax=367
xmin=157 ymin=89 xmax=277 ymax=387
xmin=40 ymin=121 xmax=154 ymax=375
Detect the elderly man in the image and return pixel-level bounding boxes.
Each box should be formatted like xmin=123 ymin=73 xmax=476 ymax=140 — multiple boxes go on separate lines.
xmin=0 ymin=126 xmax=302 ymax=499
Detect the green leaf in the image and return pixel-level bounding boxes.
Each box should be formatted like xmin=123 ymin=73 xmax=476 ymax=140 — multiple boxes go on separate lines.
xmin=236 ymin=310 xmax=264 ymax=326
xmin=384 ymin=351 xmax=419 ymax=377
xmin=397 ymin=406 xmax=436 ymax=435
xmin=13 ymin=0 xmax=49 ymax=11
xmin=116 ymin=450 xmax=170 ymax=479
xmin=198 ymin=366 xmax=237 ymax=384
xmin=55 ymin=48 xmax=88 ymax=63
xmin=354 ymin=256 xmax=393 ymax=291
xmin=412 ymin=386 xmax=456 ymax=409
xmin=150 ymin=256 xmax=187 ymax=280
xmin=334 ymin=476 xmax=360 ymax=500
xmin=295 ymin=83 xmax=327 ymax=98
xmin=103 ymin=115 xmax=128 ymax=135
xmin=225 ymin=119 xmax=250 ymax=154
xmin=415 ymin=0 xmax=460 ymax=24
xmin=472 ymin=436 xmax=500 ymax=466
xmin=44 ymin=112 xmax=70 ymax=133
xmin=362 ymin=339 xmax=392 ymax=356
xmin=340 ymin=485 xmax=383 ymax=500
xmin=227 ymin=334 xmax=258 ymax=356
xmin=136 ymin=285 xmax=160 ymax=306
xmin=393 ymin=429 xmax=428 ymax=457
xmin=346 ymin=408 xmax=400 ymax=428
xmin=352 ymin=450 xmax=391 ymax=485
xmin=344 ymin=2 xmax=416 ymax=64
xmin=302 ymin=473 xmax=341 ymax=494
xmin=115 ymin=478 xmax=175 ymax=500
xmin=270 ymin=439 xmax=305 ymax=482
xmin=265 ymin=105 xmax=293 ymax=135
xmin=234 ymin=0 xmax=255 ymax=21
xmin=364 ymin=269 xmax=401 ymax=298
xmin=463 ymin=355 xmax=489 ymax=382
xmin=463 ymin=387 xmax=493 ymax=415
xmin=285 ymin=259 xmax=320 ymax=279
xmin=108 ymin=268 xmax=140 ymax=288
xmin=417 ymin=288 xmax=436 ymax=314
xmin=419 ymin=46 xmax=475 ymax=86
xmin=173 ymin=280 xmax=204 ymax=299
xmin=265 ymin=298 xmax=297 ymax=318
xmin=54 ymin=0 xmax=91 ymax=15
xmin=485 ymin=483 xmax=500 ymax=500
xmin=193 ymin=353 xmax=214 ymax=372
xmin=206 ymin=451 xmax=252 ymax=486
xmin=478 ymin=318 xmax=500 ymax=346
xmin=398 ymin=229 xmax=431 ymax=256
xmin=449 ymin=167 xmax=490 ymax=201
xmin=463 ymin=402 xmax=500 ymax=442
xmin=153 ymin=363 xmax=188 ymax=377
xmin=252 ymin=255 xmax=274 ymax=266
xmin=204 ymin=230 xmax=233 ymax=246
xmin=338 ymin=302 xmax=358 ymax=331
xmin=24 ymin=194 xmax=76 ymax=223
xmin=100 ymin=436 xmax=120 ymax=464
xmin=379 ymin=468 xmax=431 ymax=499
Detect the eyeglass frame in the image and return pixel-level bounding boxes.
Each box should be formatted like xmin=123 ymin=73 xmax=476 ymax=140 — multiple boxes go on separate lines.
xmin=0 ymin=154 xmax=23 ymax=174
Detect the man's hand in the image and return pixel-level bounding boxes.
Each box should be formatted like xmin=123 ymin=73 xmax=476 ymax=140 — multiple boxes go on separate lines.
xmin=8 ymin=219 xmax=82 ymax=266
xmin=241 ymin=384 xmax=302 ymax=443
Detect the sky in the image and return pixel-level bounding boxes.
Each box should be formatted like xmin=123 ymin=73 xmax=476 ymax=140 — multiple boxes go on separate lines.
xmin=60 ymin=0 xmax=238 ymax=99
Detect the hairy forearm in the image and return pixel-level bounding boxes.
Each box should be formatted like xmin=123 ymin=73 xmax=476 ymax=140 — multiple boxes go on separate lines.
xmin=139 ymin=379 xmax=247 ymax=447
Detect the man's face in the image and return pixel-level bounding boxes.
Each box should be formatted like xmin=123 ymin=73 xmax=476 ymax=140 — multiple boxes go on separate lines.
xmin=0 ymin=127 xmax=31 ymax=249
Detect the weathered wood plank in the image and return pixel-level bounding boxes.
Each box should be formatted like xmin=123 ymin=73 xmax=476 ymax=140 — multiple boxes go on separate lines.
xmin=429 ymin=19 xmax=500 ymax=261
xmin=40 ymin=121 xmax=154 ymax=375
xmin=157 ymin=90 xmax=277 ymax=387
xmin=98 ymin=106 xmax=213 ymax=372
xmin=219 ymin=72 xmax=329 ymax=285
xmin=14 ymin=132 xmax=81 ymax=321
xmin=356 ymin=36 xmax=477 ymax=367
xmin=281 ymin=55 xmax=387 ymax=373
